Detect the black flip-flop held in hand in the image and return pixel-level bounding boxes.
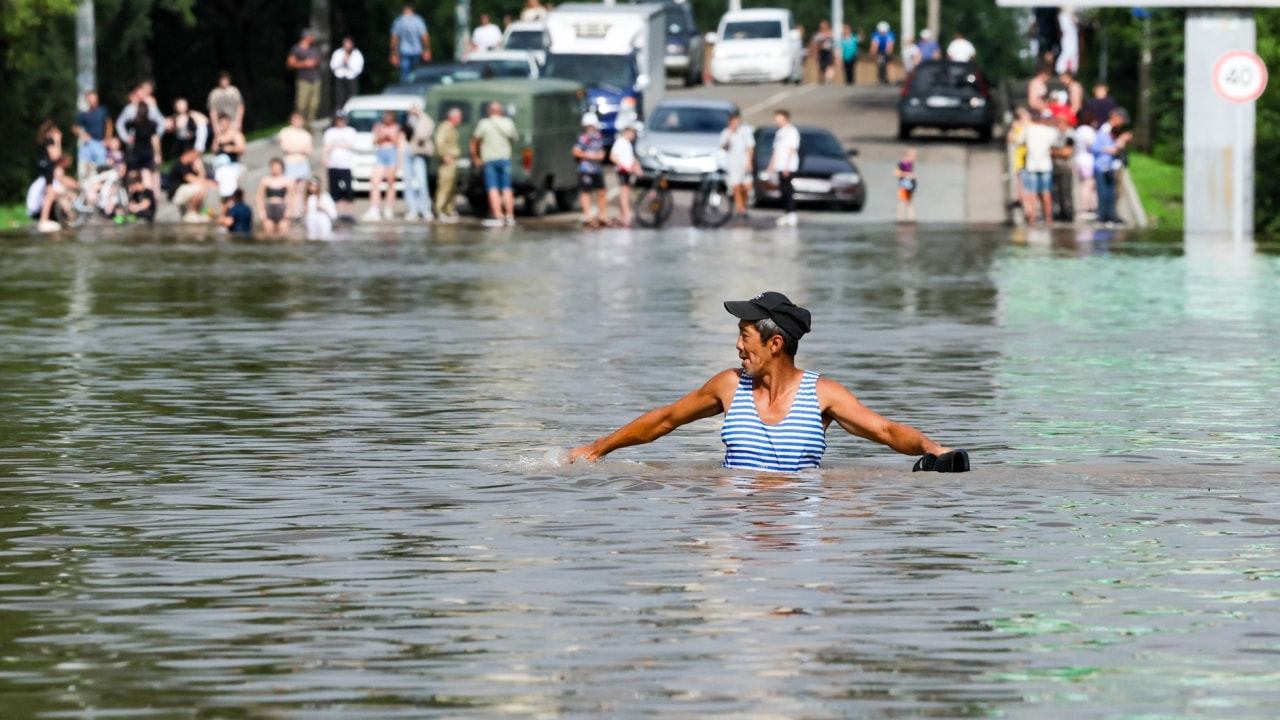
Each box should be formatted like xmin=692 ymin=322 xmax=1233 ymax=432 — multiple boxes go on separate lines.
xmin=912 ymin=449 xmax=970 ymax=473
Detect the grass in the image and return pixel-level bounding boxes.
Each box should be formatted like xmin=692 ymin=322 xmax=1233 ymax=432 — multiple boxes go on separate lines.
xmin=245 ymin=123 xmax=287 ymax=143
xmin=1127 ymin=153 xmax=1183 ymax=230
xmin=1 ymin=203 xmax=29 ymax=230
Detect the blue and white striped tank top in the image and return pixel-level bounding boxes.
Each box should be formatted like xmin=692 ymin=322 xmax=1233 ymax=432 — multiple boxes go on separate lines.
xmin=721 ymin=370 xmax=827 ymax=471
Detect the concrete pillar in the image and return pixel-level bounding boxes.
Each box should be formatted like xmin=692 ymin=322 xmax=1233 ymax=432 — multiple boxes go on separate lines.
xmin=1184 ymin=10 xmax=1255 ymax=236
xmin=901 ymin=0 xmax=915 ymax=45
xmin=455 ymin=0 xmax=471 ymax=60
xmin=312 ymin=0 xmax=331 ymax=118
xmin=75 ymin=1 xmax=95 ymax=110
xmin=927 ymin=0 xmax=940 ymax=39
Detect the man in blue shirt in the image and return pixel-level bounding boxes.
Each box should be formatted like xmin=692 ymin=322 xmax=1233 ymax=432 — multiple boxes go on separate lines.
xmin=390 ymin=4 xmax=431 ymax=82
xmin=917 ymin=28 xmax=941 ymax=62
xmin=74 ymin=91 xmax=113 ymax=179
xmin=841 ymin=24 xmax=859 ymax=85
xmin=1091 ymin=107 xmax=1131 ymax=226
xmin=871 ymin=22 xmax=896 ymax=84
xmin=219 ymin=189 xmax=253 ymax=233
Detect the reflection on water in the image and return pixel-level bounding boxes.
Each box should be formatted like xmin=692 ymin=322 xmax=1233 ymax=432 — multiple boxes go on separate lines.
xmin=0 ymin=227 xmax=1278 ymax=718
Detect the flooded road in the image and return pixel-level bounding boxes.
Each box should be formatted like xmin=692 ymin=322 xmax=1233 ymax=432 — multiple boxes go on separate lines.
xmin=1 ymin=224 xmax=1278 ymax=718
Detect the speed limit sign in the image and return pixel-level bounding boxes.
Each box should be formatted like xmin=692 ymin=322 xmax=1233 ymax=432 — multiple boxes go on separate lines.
xmin=1214 ymin=51 xmax=1268 ymax=103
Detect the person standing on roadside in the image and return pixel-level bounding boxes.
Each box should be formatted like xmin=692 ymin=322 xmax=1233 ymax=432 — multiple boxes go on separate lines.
xmin=1021 ymin=111 xmax=1057 ymax=225
xmin=811 ymin=21 xmax=835 ymax=84
xmin=917 ymin=28 xmax=941 ymax=61
xmin=840 ymin=24 xmax=858 ymax=85
xmin=330 ymin=36 xmax=365 ymax=113
xmin=1092 ymin=107 xmax=1131 ymax=227
xmin=471 ymin=101 xmax=518 ymax=228
xmin=871 ymin=22 xmax=895 ymax=85
xmin=288 ymin=30 xmax=323 ymax=130
xmin=278 ymin=113 xmax=314 ymax=220
xmin=74 ymin=91 xmax=113 ymax=181
xmin=472 ymin=14 xmax=503 ymax=52
xmin=365 ymin=110 xmax=405 ymax=221
xmin=167 ymin=98 xmax=210 ymax=156
xmin=391 ymin=4 xmax=431 ymax=82
xmin=573 ymin=112 xmax=607 ymax=229
xmin=207 ymin=72 xmax=245 ymax=132
xmin=766 ymin=109 xmax=800 ymax=227
xmin=946 ymin=31 xmax=977 ymax=63
xmin=433 ymin=108 xmax=462 ymax=223
xmin=719 ymin=111 xmax=755 ymax=222
xmin=902 ymin=35 xmax=922 ymax=76
xmin=322 ymin=110 xmax=358 ymax=222
xmin=609 ymin=121 xmax=641 ymax=228
xmin=404 ymin=105 xmax=436 ymax=222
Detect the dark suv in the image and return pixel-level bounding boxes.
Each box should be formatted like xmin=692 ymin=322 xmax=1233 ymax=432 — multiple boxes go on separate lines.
xmin=897 ymin=60 xmax=994 ymax=142
xmin=631 ymin=0 xmax=704 ymax=86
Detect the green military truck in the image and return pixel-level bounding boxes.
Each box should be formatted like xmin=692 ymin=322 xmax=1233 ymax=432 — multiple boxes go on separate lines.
xmin=426 ymin=78 xmax=587 ymax=216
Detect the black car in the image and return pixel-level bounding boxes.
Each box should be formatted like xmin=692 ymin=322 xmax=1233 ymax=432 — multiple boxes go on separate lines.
xmin=897 ymin=60 xmax=994 ymax=142
xmin=630 ymin=0 xmax=704 ymax=86
xmin=383 ymin=63 xmax=486 ymax=96
xmin=752 ymin=126 xmax=865 ymax=212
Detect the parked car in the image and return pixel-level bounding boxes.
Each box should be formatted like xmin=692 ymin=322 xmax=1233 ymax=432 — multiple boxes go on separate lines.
xmin=629 ymin=0 xmax=704 ymax=86
xmin=897 ymin=59 xmax=994 ymax=142
xmin=425 ymin=78 xmax=587 ymax=216
xmin=708 ymin=8 xmax=803 ymax=85
xmin=383 ymin=63 xmax=485 ymax=97
xmin=503 ymin=20 xmax=550 ymax=64
xmin=465 ymin=49 xmax=541 ymax=79
xmin=752 ymin=125 xmax=865 ymax=211
xmin=341 ymin=94 xmax=423 ymax=192
xmin=635 ymin=98 xmax=738 ymax=185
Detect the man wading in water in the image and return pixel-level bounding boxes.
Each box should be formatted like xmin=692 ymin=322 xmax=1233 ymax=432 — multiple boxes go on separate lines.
xmin=569 ymin=292 xmax=967 ymax=472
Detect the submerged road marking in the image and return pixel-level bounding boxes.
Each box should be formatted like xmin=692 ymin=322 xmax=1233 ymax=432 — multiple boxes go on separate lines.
xmin=741 ymin=85 xmax=817 ymax=118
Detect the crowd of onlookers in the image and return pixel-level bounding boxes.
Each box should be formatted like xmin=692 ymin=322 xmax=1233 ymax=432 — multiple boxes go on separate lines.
xmin=1009 ymin=64 xmax=1131 ymax=227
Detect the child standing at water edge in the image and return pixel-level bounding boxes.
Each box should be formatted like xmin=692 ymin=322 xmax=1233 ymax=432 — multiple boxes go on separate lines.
xmin=895 ymin=147 xmax=917 ymax=223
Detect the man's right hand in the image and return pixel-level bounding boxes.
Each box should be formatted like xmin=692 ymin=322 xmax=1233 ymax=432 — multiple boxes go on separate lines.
xmin=568 ymin=444 xmax=600 ymax=463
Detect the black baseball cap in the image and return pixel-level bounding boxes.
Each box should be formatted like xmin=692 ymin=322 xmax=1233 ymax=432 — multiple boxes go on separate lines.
xmin=724 ymin=292 xmax=812 ymax=340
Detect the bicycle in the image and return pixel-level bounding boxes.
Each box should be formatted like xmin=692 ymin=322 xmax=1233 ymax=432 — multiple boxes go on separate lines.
xmin=690 ymin=166 xmax=734 ymax=228
xmin=74 ymin=167 xmax=129 ymax=220
xmin=632 ymin=162 xmax=674 ymax=229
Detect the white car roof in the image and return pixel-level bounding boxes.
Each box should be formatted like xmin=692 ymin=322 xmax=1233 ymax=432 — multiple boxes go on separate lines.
xmin=720 ymin=8 xmax=790 ymax=21
xmin=342 ymin=94 xmax=424 ymax=112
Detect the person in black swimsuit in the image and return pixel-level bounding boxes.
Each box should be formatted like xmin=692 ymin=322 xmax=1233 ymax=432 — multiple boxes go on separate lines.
xmin=167 ymin=98 xmax=210 ymax=156
xmin=212 ymin=116 xmax=245 ymax=162
xmin=255 ymin=158 xmax=294 ymax=234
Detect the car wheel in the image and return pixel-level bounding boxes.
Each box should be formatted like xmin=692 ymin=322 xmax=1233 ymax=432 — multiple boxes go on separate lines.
xmin=525 ymin=189 xmax=552 ymax=217
xmin=897 ymin=122 xmax=913 ymax=141
xmin=554 ymin=188 xmax=579 ymax=212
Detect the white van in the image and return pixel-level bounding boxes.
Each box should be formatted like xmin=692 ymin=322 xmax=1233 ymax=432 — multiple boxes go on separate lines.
xmin=341 ymin=94 xmax=424 ymax=192
xmin=708 ymin=8 xmax=803 ymax=85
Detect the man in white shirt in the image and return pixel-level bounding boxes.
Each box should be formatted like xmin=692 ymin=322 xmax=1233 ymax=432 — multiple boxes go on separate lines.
xmin=322 ymin=111 xmax=359 ymax=222
xmin=330 ymin=36 xmax=365 ymax=113
xmin=1020 ymin=112 xmax=1058 ymax=224
xmin=766 ymin=109 xmax=801 ymax=227
xmin=472 ymin=14 xmax=503 ymax=52
xmin=946 ymin=32 xmax=977 ymax=63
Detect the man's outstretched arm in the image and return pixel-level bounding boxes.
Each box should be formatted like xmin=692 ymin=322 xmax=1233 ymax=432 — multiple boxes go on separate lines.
xmin=818 ymin=378 xmax=949 ymax=457
xmin=569 ymin=370 xmax=737 ymax=462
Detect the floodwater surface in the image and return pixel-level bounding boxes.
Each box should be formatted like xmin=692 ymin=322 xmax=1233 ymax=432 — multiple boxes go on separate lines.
xmin=0 ymin=224 xmax=1278 ymax=719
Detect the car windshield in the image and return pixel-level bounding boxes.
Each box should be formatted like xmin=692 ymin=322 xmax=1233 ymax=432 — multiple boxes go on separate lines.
xmin=664 ymin=7 xmax=687 ymax=35
xmin=912 ymin=63 xmax=982 ymax=90
xmin=505 ymin=31 xmax=545 ymax=50
xmin=543 ymin=54 xmax=636 ymax=89
xmin=722 ymin=20 xmax=782 ymax=40
xmin=346 ymin=109 xmax=407 ymax=133
xmin=406 ymin=65 xmax=484 ymax=84
xmin=800 ymin=131 xmax=846 ymax=158
xmin=471 ymin=59 xmax=532 ymax=78
xmin=755 ymin=129 xmax=849 ymax=161
xmin=648 ymin=106 xmax=732 ymax=133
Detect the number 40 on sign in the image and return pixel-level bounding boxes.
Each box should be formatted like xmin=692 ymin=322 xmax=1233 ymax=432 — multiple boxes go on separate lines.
xmin=1214 ymin=51 xmax=1268 ymax=103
